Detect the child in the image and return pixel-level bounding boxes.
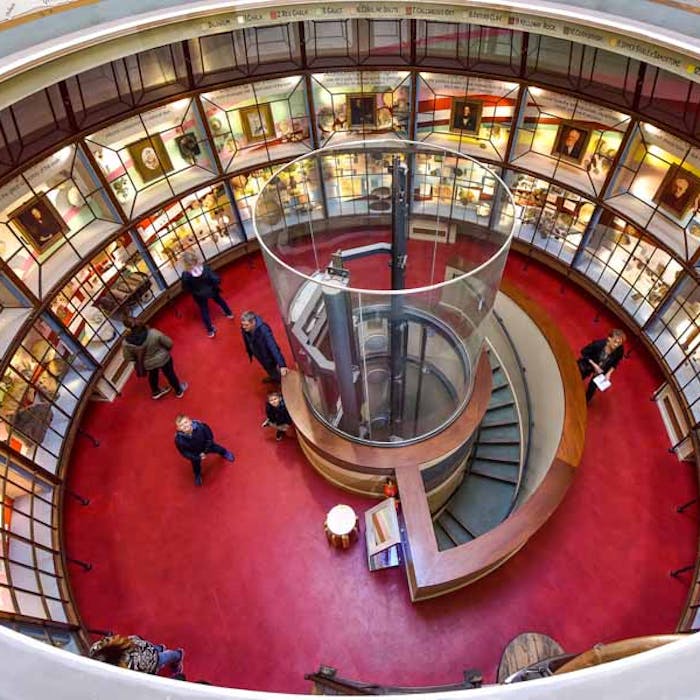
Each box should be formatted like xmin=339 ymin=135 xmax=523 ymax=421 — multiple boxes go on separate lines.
xmin=262 ymin=392 xmax=292 ymax=441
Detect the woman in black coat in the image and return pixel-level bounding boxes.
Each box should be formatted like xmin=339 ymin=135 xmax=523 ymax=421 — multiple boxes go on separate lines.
xmin=578 ymin=328 xmax=626 ymax=403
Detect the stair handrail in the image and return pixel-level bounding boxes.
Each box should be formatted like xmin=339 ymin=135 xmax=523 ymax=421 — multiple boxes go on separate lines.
xmin=488 ymin=308 xmax=534 ymax=512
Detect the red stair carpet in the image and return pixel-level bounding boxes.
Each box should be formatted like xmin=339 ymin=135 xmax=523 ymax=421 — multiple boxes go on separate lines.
xmin=64 ymin=249 xmax=698 ymax=692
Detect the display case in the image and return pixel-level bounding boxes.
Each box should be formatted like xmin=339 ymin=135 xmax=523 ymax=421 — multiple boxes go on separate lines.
xmin=322 ymin=148 xmax=396 ymax=218
xmin=0 ymin=145 xmax=121 ymax=300
xmin=0 ymin=455 xmax=70 ymax=622
xmin=0 ymin=317 xmax=94 ymax=473
xmin=412 ymin=150 xmax=501 ymax=226
xmin=230 ymin=165 xmax=292 ymax=237
xmin=312 ymin=70 xmax=411 ymax=146
xmin=416 ymin=73 xmax=517 ymax=162
xmin=645 ymin=277 xmax=700 ymax=422
xmin=508 ymin=172 xmax=592 ymax=264
xmin=574 ymin=212 xmax=682 ymax=325
xmin=137 ymin=184 xmax=244 ymax=286
xmin=605 ymin=123 xmax=700 ymax=260
xmin=200 ymin=76 xmax=312 ymax=173
xmin=512 ymin=88 xmax=629 ymax=198
xmin=85 ymin=99 xmax=217 ymax=219
xmin=49 ymin=236 xmax=159 ymax=363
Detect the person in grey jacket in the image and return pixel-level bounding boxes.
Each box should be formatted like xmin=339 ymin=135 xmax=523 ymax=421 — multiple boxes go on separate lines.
xmin=122 ymin=317 xmax=188 ymax=399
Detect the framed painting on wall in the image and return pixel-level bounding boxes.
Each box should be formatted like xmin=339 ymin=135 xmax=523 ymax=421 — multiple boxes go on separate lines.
xmin=9 ymin=194 xmax=69 ymax=254
xmin=127 ymin=134 xmax=174 ymax=183
xmin=240 ymin=104 xmax=275 ymax=143
xmin=551 ymin=122 xmax=592 ymax=164
xmin=449 ymin=99 xmax=483 ymax=135
xmin=654 ymin=165 xmax=700 ymax=220
xmin=347 ymin=94 xmax=377 ymax=129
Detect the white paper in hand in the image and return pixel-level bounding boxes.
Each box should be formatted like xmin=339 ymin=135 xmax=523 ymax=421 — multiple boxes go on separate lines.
xmin=593 ymin=374 xmax=611 ymax=391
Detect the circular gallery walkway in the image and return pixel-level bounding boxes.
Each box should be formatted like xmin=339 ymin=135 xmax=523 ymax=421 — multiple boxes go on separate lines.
xmin=64 ymin=250 xmax=698 ymax=692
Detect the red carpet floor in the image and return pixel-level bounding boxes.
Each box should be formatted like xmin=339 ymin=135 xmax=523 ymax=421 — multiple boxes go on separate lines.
xmin=64 ymin=249 xmax=698 ymax=692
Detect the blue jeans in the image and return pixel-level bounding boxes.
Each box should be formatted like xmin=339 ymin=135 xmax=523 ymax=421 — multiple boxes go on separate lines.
xmin=148 ymin=358 xmax=182 ymax=395
xmin=194 ymin=293 xmax=232 ymax=333
xmin=156 ymin=648 xmax=181 ymax=671
xmin=190 ymin=442 xmax=228 ymax=479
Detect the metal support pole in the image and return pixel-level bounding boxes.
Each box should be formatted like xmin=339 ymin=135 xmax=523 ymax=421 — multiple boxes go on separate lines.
xmin=670 ymin=564 xmax=694 ymax=578
xmin=77 ymin=428 xmax=100 ymax=447
xmin=67 ymin=557 xmax=93 ymax=572
xmin=677 ymin=497 xmax=698 ymax=513
xmin=390 ymin=156 xmax=408 ymax=438
xmin=67 ymin=491 xmax=90 ymax=506
xmin=323 ymin=288 xmax=361 ymax=435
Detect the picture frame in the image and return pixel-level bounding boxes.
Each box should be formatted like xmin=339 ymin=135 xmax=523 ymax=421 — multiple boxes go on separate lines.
xmin=240 ymin=104 xmax=275 ymax=144
xmin=449 ymin=99 xmax=483 ymax=135
xmin=347 ymin=94 xmax=377 ymax=129
xmin=653 ymin=165 xmax=700 ymax=220
xmin=9 ymin=194 xmax=69 ymax=254
xmin=127 ymin=134 xmax=174 ymax=183
xmin=175 ymin=132 xmax=201 ymax=162
xmin=551 ymin=122 xmax=592 ymax=164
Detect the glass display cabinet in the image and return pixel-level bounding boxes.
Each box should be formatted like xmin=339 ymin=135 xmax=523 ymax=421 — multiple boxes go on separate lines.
xmin=606 ymin=123 xmax=700 ymax=261
xmin=85 ymin=99 xmax=217 ymax=219
xmin=574 ymin=212 xmax=682 ymax=325
xmin=508 ymin=172 xmax=593 ymax=264
xmin=201 ymin=76 xmax=312 ymax=173
xmin=311 ymin=70 xmax=411 ymax=146
xmin=0 ymin=451 xmax=73 ymax=623
xmin=512 ymin=87 xmax=629 ymax=198
xmin=416 ymin=73 xmax=518 ymax=162
xmin=49 ymin=236 xmax=160 ymax=364
xmin=0 ymin=316 xmax=94 ymax=473
xmin=137 ymin=184 xmax=244 ymax=286
xmin=0 ymin=145 xmax=121 ymax=300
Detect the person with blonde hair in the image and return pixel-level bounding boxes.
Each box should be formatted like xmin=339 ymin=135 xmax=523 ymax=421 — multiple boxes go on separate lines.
xmin=89 ymin=634 xmax=184 ymax=676
xmin=577 ymin=328 xmax=626 ymax=403
xmin=180 ymin=250 xmax=234 ymax=338
xmin=174 ymin=414 xmax=234 ymax=486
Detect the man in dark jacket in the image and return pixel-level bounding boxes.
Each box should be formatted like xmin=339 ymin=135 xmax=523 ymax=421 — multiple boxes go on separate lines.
xmin=240 ymin=311 xmax=289 ymax=383
xmin=175 ymin=415 xmax=234 ymax=486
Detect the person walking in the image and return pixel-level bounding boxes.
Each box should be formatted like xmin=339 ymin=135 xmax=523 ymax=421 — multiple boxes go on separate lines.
xmin=240 ymin=311 xmax=289 ymax=383
xmin=89 ymin=634 xmax=184 ymax=677
xmin=181 ymin=250 xmax=234 ymax=338
xmin=175 ymin=414 xmax=234 ymax=486
xmin=262 ymin=391 xmax=293 ymax=441
xmin=577 ymin=328 xmax=626 ymax=403
xmin=122 ymin=317 xmax=188 ymax=399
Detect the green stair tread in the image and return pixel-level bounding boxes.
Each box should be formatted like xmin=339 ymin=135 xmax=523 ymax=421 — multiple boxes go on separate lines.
xmin=434 ymin=522 xmax=458 ymax=551
xmin=470 ymin=458 xmax=519 ymax=483
xmin=475 ymin=443 xmax=521 ymax=462
xmin=479 ymin=423 xmax=520 ymax=442
xmin=447 ymin=474 xmax=515 ymax=537
xmin=436 ymin=511 xmax=474 ymax=546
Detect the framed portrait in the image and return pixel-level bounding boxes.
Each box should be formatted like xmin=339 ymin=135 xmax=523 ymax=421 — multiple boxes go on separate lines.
xmin=9 ymin=194 xmax=69 ymax=254
xmin=240 ymin=104 xmax=275 ymax=143
xmin=551 ymin=122 xmax=592 ymax=164
xmin=347 ymin=94 xmax=377 ymax=129
xmin=127 ymin=134 xmax=174 ymax=183
xmin=449 ymin=99 xmax=483 ymax=135
xmin=175 ymin=132 xmax=201 ymax=162
xmin=653 ymin=165 xmax=700 ymax=220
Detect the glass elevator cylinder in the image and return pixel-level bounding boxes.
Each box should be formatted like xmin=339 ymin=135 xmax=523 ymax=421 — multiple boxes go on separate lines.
xmin=253 ymin=140 xmax=514 ymax=446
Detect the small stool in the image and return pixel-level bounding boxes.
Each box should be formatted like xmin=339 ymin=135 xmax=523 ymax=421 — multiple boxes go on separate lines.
xmin=324 ymin=504 xmax=359 ymax=549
